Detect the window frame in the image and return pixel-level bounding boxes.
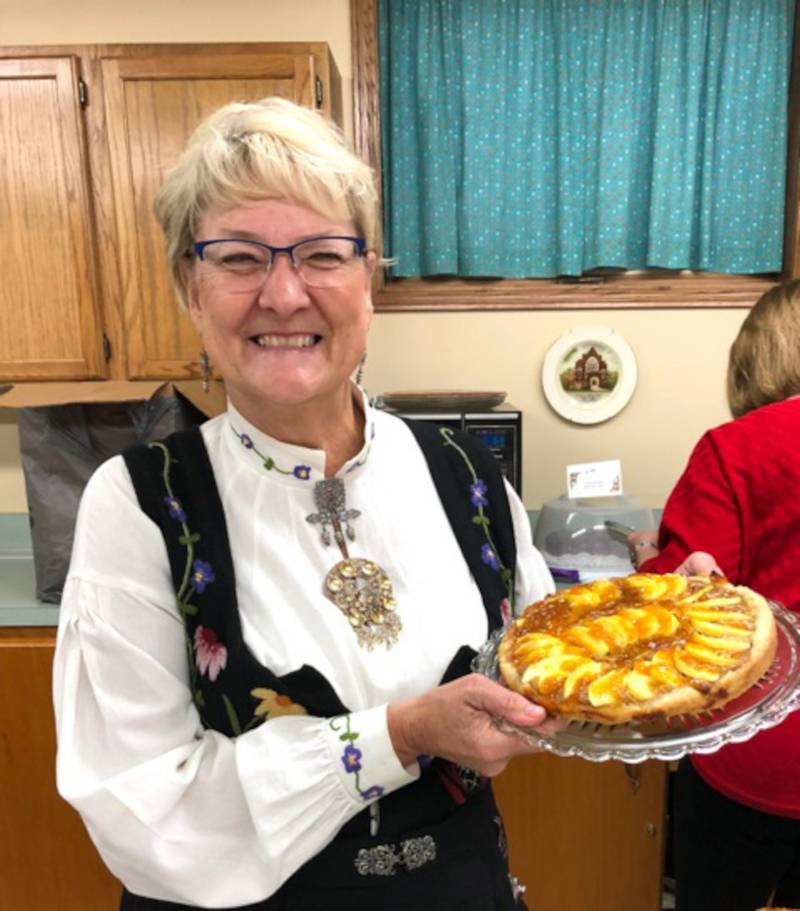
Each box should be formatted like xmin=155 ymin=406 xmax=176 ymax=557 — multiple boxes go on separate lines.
xmin=351 ymin=0 xmax=800 ymax=311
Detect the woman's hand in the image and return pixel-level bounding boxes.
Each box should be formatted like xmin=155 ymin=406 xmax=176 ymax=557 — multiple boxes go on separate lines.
xmin=627 ymin=530 xmax=659 ymax=569
xmin=387 ymin=674 xmax=556 ymax=777
xmin=673 ymin=551 xmax=724 ymax=577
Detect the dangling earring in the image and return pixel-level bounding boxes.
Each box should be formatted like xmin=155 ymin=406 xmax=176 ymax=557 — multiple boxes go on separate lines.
xmin=200 ymin=347 xmax=211 ymax=393
xmin=355 ymin=352 xmax=366 ymax=387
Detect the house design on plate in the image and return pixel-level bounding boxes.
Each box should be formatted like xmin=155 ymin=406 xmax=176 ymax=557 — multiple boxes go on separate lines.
xmin=560 ymin=345 xmax=619 ymax=393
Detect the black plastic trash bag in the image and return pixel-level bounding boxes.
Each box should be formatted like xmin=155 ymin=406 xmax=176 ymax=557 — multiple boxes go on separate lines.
xmin=18 ymin=387 xmax=208 ymax=603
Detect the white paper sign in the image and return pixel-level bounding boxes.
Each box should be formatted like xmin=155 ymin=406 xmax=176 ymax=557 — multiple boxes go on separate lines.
xmin=566 ymin=459 xmax=623 ymax=499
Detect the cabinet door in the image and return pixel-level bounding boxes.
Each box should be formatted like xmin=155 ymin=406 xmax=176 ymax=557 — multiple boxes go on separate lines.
xmin=0 ymin=628 xmax=121 ymax=910
xmin=101 ymin=51 xmax=324 ymax=380
xmin=494 ymin=753 xmax=666 ymax=911
xmin=0 ymin=58 xmax=105 ymax=380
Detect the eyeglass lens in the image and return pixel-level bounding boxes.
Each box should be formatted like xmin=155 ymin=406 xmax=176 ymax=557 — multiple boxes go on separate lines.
xmin=199 ymin=238 xmax=363 ymax=289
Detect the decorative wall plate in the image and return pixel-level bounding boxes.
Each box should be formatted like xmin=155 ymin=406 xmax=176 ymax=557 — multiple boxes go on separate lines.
xmin=541 ymin=326 xmax=637 ymax=424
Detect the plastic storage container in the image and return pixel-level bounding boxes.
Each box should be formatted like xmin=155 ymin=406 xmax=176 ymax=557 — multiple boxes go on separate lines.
xmin=533 ymin=494 xmax=656 ymax=582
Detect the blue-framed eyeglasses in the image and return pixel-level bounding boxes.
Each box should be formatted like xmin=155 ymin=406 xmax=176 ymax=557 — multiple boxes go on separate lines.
xmin=192 ymin=236 xmax=367 ymax=291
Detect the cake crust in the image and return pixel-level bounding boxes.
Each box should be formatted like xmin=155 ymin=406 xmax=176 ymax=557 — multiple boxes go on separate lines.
xmin=498 ymin=574 xmax=777 ymax=724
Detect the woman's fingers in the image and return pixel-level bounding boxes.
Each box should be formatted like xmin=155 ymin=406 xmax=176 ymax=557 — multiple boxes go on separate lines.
xmin=388 ymin=675 xmax=553 ymax=775
xmin=674 ymin=551 xmax=723 ymax=577
xmin=533 ymin=715 xmax=570 ymax=736
xmin=481 ymin=683 xmax=547 ymax=729
xmin=465 ymin=676 xmax=547 ymax=778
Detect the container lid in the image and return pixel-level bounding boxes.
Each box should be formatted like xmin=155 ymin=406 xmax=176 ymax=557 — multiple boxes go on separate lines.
xmin=539 ymin=493 xmax=651 ymax=515
xmin=533 ymin=494 xmax=656 ymax=578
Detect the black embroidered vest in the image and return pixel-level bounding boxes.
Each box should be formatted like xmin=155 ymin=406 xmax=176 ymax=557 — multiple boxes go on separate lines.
xmin=122 ymin=420 xmax=516 ymax=826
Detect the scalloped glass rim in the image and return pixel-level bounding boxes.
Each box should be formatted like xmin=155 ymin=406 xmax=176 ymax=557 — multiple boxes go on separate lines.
xmin=471 ymin=600 xmax=800 ymax=763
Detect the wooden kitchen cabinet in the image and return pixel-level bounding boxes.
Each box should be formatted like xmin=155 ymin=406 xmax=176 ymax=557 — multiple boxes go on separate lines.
xmin=0 ymin=57 xmax=106 ymax=381
xmin=0 ymin=43 xmax=341 ymax=384
xmin=495 ymin=752 xmax=667 ymax=911
xmin=101 ymin=47 xmax=340 ymax=380
xmin=0 ymin=627 xmax=122 ymax=910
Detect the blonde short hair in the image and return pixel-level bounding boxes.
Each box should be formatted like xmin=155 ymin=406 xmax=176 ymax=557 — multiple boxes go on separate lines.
xmin=727 ymin=279 xmax=800 ymax=417
xmin=153 ymin=97 xmax=380 ymax=307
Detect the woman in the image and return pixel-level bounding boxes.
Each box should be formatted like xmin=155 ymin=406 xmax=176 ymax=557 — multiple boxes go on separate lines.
xmin=53 ymin=98 xmax=555 ymax=910
xmin=629 ymin=280 xmax=800 ymax=911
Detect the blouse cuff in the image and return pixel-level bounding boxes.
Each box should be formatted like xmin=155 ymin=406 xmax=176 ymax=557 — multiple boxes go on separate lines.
xmin=326 ymin=704 xmax=418 ymax=807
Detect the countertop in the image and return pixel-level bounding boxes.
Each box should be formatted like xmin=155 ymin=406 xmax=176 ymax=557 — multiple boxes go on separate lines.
xmin=0 ymin=515 xmax=58 ymax=626
xmin=0 ymin=510 xmax=658 ymax=627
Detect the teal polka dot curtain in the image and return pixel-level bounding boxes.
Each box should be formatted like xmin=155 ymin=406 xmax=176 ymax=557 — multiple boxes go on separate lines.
xmin=378 ymin=0 xmax=794 ymax=278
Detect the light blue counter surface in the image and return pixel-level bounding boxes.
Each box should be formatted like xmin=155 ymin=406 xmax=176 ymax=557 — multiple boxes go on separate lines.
xmin=0 ymin=509 xmax=659 ymax=627
xmin=3 ymin=513 xmax=549 ymax=626
xmin=0 ymin=514 xmax=59 ymax=626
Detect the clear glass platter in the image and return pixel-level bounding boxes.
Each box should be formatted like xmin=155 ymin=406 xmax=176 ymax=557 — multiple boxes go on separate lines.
xmin=471 ymin=601 xmax=800 ymax=763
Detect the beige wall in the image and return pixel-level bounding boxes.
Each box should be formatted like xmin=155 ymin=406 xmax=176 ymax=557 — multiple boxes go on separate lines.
xmin=0 ymin=0 xmax=752 ymax=513
xmin=4 ymin=0 xmax=352 ymax=64
xmin=0 ymin=415 xmax=25 ymax=512
xmin=367 ymin=308 xmax=747 ymax=510
xmin=3 ymin=0 xmax=353 ymax=130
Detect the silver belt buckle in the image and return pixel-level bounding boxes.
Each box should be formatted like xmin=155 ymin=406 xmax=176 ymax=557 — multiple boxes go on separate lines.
xmin=354 ymin=835 xmax=437 ymax=876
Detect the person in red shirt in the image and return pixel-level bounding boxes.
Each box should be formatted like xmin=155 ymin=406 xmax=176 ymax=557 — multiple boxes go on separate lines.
xmin=629 ymin=280 xmax=800 ymax=911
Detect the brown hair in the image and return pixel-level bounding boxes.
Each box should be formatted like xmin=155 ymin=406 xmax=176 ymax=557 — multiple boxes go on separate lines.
xmin=727 ymin=279 xmax=800 ymax=417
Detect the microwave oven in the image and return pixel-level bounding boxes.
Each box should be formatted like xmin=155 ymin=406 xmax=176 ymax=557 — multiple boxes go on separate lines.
xmin=384 ymin=403 xmax=522 ymax=494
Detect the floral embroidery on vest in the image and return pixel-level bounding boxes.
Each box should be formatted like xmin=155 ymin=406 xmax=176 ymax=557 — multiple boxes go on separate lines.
xmin=251 ymin=688 xmax=307 ymax=719
xmin=194 ymin=626 xmax=227 ymax=681
xmin=439 ymin=427 xmax=514 ymax=608
xmin=150 ymin=441 xmax=307 ymax=735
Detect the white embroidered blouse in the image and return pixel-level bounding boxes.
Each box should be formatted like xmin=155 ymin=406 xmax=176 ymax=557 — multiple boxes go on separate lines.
xmin=53 ymin=395 xmax=554 ymax=907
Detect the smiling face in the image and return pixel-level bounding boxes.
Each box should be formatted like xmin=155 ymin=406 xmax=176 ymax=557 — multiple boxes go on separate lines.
xmin=186 ymin=198 xmax=375 ymax=430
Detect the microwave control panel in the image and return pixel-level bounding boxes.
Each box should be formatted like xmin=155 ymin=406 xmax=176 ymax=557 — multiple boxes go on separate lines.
xmin=466 ymin=423 xmax=520 ymax=493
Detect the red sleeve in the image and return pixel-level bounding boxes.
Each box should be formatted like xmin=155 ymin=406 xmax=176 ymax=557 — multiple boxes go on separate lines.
xmin=639 ymin=432 xmax=743 ymax=579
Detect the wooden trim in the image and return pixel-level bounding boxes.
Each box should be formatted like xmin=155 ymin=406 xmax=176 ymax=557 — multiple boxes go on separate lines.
xmin=0 ymin=41 xmax=334 ymax=59
xmin=325 ymin=43 xmax=343 ymax=128
xmin=351 ymin=0 xmax=382 ymax=179
xmin=351 ymin=0 xmax=388 ymax=306
xmin=294 ymin=53 xmax=316 ymax=110
xmin=374 ymin=274 xmax=776 ymax=312
xmin=109 ymin=52 xmax=305 ymax=79
xmin=82 ymin=51 xmax=128 ymax=380
xmin=351 ymin=0 xmax=389 ymax=303
xmin=0 ymin=627 xmax=55 ymax=643
xmin=351 ymin=0 xmax=797 ymax=311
